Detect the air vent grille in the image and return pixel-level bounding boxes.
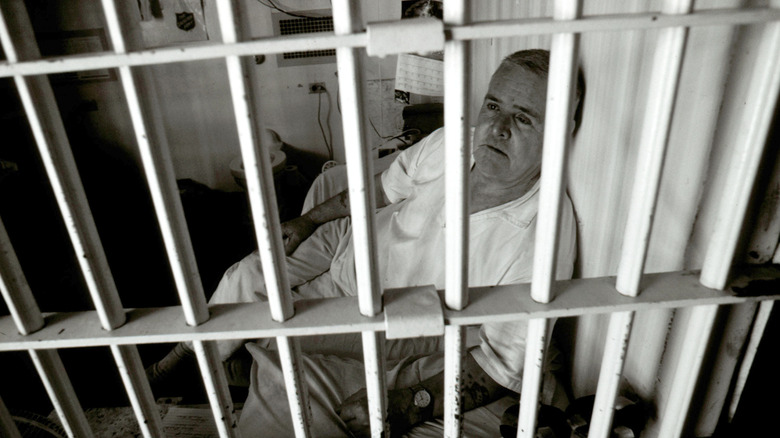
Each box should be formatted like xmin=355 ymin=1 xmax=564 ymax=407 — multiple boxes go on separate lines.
xmin=272 ymin=11 xmax=336 ymax=66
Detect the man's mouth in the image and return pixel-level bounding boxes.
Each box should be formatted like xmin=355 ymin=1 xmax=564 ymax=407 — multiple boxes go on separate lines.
xmin=482 ymin=144 xmax=507 ymax=157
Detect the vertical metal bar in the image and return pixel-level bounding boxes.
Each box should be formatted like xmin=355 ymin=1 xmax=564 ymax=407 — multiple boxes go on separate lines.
xmin=728 ymin=300 xmax=774 ymax=421
xmin=110 ymin=345 xmax=164 ymax=438
xmin=332 ymin=1 xmax=387 ymax=436
xmin=699 ymin=2 xmax=780 ymax=290
xmin=101 ymin=3 xmax=221 ymax=435
xmin=658 ymin=6 xmax=780 ymax=437
xmin=656 ymin=304 xmax=719 ymax=438
xmin=361 ymin=331 xmax=388 ymax=437
xmin=275 ymin=336 xmax=312 ymax=438
xmin=518 ymin=1 xmax=580 ymax=437
xmin=0 ymin=0 xmax=125 ymax=331
xmin=28 ymin=349 xmax=94 ymax=438
xmin=101 ymin=0 xmax=209 ymax=326
xmin=0 ymin=396 xmax=23 ymax=438
xmin=0 ymin=218 xmax=43 ymax=335
xmin=444 ymin=325 xmax=466 ymax=438
xmin=192 ymin=341 xmax=240 ymax=438
xmin=442 ymin=0 xmax=470 ymax=434
xmin=332 ymin=0 xmax=381 ymax=317
xmin=215 ymin=0 xmax=292 ymax=322
xmin=216 ymin=1 xmax=304 ymax=435
xmin=588 ymin=310 xmax=635 ymax=437
xmin=591 ymin=1 xmax=693 ymax=436
xmin=615 ymin=0 xmax=693 ymax=295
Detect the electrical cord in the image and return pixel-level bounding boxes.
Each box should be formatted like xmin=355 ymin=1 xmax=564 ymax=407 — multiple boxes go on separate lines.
xmin=317 ymin=91 xmax=333 ymax=160
xmin=255 ymin=0 xmax=322 ymax=19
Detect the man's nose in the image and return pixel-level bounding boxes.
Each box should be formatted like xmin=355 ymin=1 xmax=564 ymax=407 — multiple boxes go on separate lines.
xmin=491 ymin=115 xmax=511 ymax=139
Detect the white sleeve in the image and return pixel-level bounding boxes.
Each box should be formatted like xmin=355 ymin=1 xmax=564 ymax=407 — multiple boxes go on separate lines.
xmin=381 ymin=127 xmax=445 ymax=204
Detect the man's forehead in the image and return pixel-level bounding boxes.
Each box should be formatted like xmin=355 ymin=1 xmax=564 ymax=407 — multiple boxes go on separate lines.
xmin=488 ymin=62 xmax=547 ymax=100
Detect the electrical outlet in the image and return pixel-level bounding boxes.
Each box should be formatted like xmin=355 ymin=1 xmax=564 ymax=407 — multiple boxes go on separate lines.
xmin=309 ymin=82 xmax=326 ymax=93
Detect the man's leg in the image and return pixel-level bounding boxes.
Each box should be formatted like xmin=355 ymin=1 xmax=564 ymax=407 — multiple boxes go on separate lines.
xmin=146 ymin=218 xmax=352 ymax=394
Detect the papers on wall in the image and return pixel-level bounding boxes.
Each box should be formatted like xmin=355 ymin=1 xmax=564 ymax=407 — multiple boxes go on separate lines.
xmin=394 ymin=53 xmax=444 ymax=97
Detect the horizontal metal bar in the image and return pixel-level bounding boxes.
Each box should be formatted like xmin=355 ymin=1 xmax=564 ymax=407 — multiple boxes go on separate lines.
xmin=454 ymin=7 xmax=780 ymax=41
xmin=1 ymin=267 xmax=777 ymax=351
xmin=0 ymin=8 xmax=777 ymax=79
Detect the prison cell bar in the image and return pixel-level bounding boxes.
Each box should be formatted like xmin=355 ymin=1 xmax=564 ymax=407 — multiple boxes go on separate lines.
xmin=0 ymin=2 xmax=147 ymax=436
xmin=516 ymin=1 xmax=581 ymax=437
xmin=442 ymin=0 xmax=470 ymax=435
xmin=0 ymin=219 xmax=43 ymax=336
xmin=103 ymin=1 xmax=240 ymax=435
xmin=589 ymin=0 xmax=693 ymax=436
xmin=659 ymin=4 xmax=780 ymax=436
xmin=1 ymin=8 xmax=779 ymax=80
xmin=332 ymin=0 xmax=388 ymax=435
xmin=217 ymin=0 xmax=313 ymax=436
xmin=0 ymin=216 xmax=90 ymax=438
xmin=0 ymin=396 xmax=22 ymax=438
xmin=728 ymin=300 xmax=774 ymax=421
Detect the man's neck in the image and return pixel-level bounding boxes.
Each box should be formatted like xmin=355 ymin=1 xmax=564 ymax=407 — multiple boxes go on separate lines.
xmin=468 ymin=171 xmax=538 ymax=214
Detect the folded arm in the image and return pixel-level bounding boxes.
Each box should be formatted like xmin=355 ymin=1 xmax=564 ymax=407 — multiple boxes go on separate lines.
xmin=281 ymin=172 xmax=391 ymax=255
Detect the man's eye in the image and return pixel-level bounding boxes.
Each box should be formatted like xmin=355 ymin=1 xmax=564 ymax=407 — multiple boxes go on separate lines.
xmin=486 ymin=103 xmax=498 ymax=111
xmin=515 ymin=114 xmax=531 ymax=125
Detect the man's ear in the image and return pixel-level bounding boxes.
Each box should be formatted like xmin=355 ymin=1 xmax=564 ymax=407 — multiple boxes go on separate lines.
xmin=569 ymin=95 xmax=581 ymax=136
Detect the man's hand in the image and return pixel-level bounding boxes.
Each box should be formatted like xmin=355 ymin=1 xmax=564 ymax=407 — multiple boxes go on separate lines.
xmin=280 ymin=215 xmax=317 ymax=255
xmin=336 ymin=388 xmax=419 ymax=438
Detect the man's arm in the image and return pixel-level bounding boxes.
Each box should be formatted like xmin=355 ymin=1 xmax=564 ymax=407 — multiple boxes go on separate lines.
xmin=281 ymin=172 xmax=391 ymax=255
xmin=337 ymin=350 xmax=509 ymax=437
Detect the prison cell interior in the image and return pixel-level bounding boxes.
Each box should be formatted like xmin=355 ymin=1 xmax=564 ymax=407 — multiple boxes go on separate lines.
xmin=0 ymin=0 xmax=779 ymax=437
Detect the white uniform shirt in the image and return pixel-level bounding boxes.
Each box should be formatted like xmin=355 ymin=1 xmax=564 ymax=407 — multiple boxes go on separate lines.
xmin=329 ymin=127 xmax=577 ymax=392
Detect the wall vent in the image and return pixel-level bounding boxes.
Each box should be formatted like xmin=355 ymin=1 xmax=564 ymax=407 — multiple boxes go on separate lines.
xmin=272 ymin=10 xmax=336 ymax=67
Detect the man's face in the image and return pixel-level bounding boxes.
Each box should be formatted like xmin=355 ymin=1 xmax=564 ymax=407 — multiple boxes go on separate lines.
xmin=472 ymin=62 xmax=547 ymax=188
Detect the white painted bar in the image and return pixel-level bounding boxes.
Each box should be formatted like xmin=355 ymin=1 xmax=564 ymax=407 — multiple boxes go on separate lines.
xmin=443 ymin=0 xmax=470 ymax=433
xmin=276 ymin=336 xmax=312 ymax=438
xmin=102 ymin=0 xmax=210 ymax=326
xmin=656 ymin=304 xmax=719 ymax=438
xmin=362 ymin=331 xmax=389 ymax=437
xmin=517 ymin=318 xmax=550 ymax=438
xmin=591 ymin=1 xmax=693 ymax=436
xmin=452 ymin=8 xmax=780 ymax=41
xmin=28 ymin=349 xmax=94 ymax=438
xmin=615 ymin=0 xmax=692 ymax=296
xmin=444 ymin=325 xmax=466 ymax=438
xmin=443 ymin=0 xmax=470 ymax=313
xmin=102 ymin=4 xmax=230 ymax=434
xmin=0 ymin=396 xmax=22 ymax=438
xmin=0 ymin=0 xmax=125 ymax=331
xmin=519 ymin=1 xmax=580 ymax=436
xmin=700 ymin=5 xmax=780 ymax=289
xmin=192 ymin=341 xmax=240 ymax=438
xmin=728 ymin=300 xmax=774 ymax=420
xmin=110 ymin=345 xmax=164 ymax=438
xmin=332 ymin=0 xmax=381 ymax=317
xmin=216 ymin=2 xmax=307 ymax=435
xmin=588 ymin=311 xmax=635 ymax=438
xmin=530 ymin=0 xmax=580 ymax=304
xmin=215 ymin=0 xmax=293 ymax=323
xmin=0 ymin=218 xmax=43 ymax=335
xmin=332 ymin=1 xmax=386 ymax=435
xmin=1 ymin=9 xmax=778 ymax=79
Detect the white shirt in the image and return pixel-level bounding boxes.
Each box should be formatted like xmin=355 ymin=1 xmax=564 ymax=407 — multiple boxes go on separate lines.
xmin=329 ymin=127 xmax=577 ymax=392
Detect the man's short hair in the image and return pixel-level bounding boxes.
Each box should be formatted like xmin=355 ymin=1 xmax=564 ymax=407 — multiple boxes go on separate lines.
xmin=502 ymin=49 xmax=586 ymax=136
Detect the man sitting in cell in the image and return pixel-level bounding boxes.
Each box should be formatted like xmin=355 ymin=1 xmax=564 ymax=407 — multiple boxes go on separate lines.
xmin=148 ymin=49 xmax=583 ymax=437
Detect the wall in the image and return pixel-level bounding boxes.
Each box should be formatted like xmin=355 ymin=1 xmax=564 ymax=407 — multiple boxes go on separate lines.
xmin=471 ymin=0 xmax=777 ymax=435
xmin=24 ymin=0 xmax=405 ymax=192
